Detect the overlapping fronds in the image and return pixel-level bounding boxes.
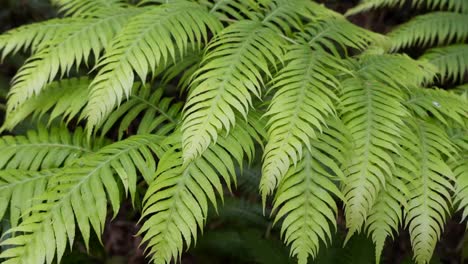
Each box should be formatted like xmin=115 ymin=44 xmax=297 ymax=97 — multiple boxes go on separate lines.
xmin=140 ymin=118 xmax=258 ymax=263
xmin=99 ymin=84 xmax=183 ymax=138
xmin=6 ymin=10 xmax=137 ymax=114
xmin=272 ymin=120 xmax=350 ymax=264
xmin=419 ymin=44 xmax=468 ymax=82
xmin=404 ymin=87 xmax=467 ymax=126
xmin=1 ymin=78 xmax=89 ymax=131
xmin=85 ymin=1 xmax=222 ymax=130
xmin=182 ymin=20 xmax=283 ymax=162
xmin=346 ymin=0 xmax=468 ymax=15
xmin=0 ymin=135 xmax=163 ymax=264
xmin=200 ymin=0 xmax=270 ymax=21
xmin=0 ymin=126 xmax=94 ymax=171
xmin=404 ymin=119 xmax=457 ymax=264
xmin=261 ymin=45 xmax=343 ymax=197
xmin=50 ymin=0 xmax=127 ymax=17
xmin=388 ymin=12 xmax=468 ymax=50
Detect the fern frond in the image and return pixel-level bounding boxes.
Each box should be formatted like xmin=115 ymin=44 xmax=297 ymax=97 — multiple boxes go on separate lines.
xmin=403 ymin=119 xmax=456 ymax=264
xmin=346 ymin=0 xmax=468 ymax=16
xmin=0 ymin=19 xmax=74 ymax=60
xmin=261 ymin=45 xmax=343 ymax=197
xmin=272 ymin=120 xmax=350 ymax=264
xmin=6 ymin=11 xmax=137 ymax=113
xmin=200 ymin=0 xmax=270 ymax=21
xmin=0 ymin=135 xmax=163 ymax=264
xmin=404 ymin=87 xmax=468 ymax=126
xmin=99 ymin=84 xmax=183 ymax=138
xmin=0 ymin=126 xmax=95 ymax=171
xmin=419 ymin=44 xmax=468 ymax=83
xmin=300 ymin=16 xmax=386 ymax=55
xmin=50 ymin=0 xmax=128 ymax=17
xmin=85 ymin=1 xmax=222 ymax=130
xmin=389 ymin=12 xmax=468 ymax=51
xmin=2 ymin=78 xmax=89 ymax=131
xmin=182 ymin=19 xmax=284 ymax=162
xmin=0 ymin=170 xmax=57 ymax=228
xmin=140 ymin=120 xmax=258 ymax=264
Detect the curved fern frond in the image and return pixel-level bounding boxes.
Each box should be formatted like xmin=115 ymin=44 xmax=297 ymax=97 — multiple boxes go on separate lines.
xmin=85 ymin=1 xmax=222 ymax=130
xmin=99 ymin=84 xmax=183 ymax=139
xmin=182 ymin=19 xmax=284 ymax=162
xmin=261 ymin=45 xmax=343 ymax=197
xmin=6 ymin=11 xmax=137 ymax=113
xmin=300 ymin=16 xmax=386 ymax=55
xmin=140 ymin=119 xmax=258 ymax=264
xmin=50 ymin=0 xmax=128 ymax=17
xmin=404 ymin=87 xmax=468 ymax=126
xmin=272 ymin=120 xmax=349 ymax=264
xmin=346 ymin=0 xmax=468 ymax=16
xmin=201 ymin=0 xmax=270 ymax=21
xmin=0 ymin=19 xmax=75 ymax=60
xmin=0 ymin=126 xmax=95 ymax=171
xmin=388 ymin=12 xmax=468 ymax=51
xmin=419 ymin=44 xmax=468 ymax=83
xmin=0 ymin=135 xmax=163 ymax=264
xmin=0 ymin=170 xmax=57 ymax=228
xmin=2 ymin=78 xmax=89 ymax=131
xmin=404 ymin=119 xmax=456 ymax=264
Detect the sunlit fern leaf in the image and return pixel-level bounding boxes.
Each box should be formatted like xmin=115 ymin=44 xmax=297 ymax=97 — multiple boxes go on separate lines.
xmin=99 ymin=84 xmax=183 ymax=139
xmin=340 ymin=56 xmax=415 ymax=237
xmin=140 ymin=120 xmax=258 ymax=264
xmin=404 ymin=118 xmax=457 ymax=264
xmin=388 ymin=12 xmax=468 ymax=51
xmin=365 ymin=145 xmax=416 ymax=263
xmin=50 ymin=0 xmax=128 ymax=17
xmin=0 ymin=19 xmax=76 ymax=61
xmin=419 ymin=44 xmax=468 ymax=83
xmin=199 ymin=0 xmax=270 ymax=21
xmin=1 ymin=78 xmax=90 ymax=132
xmin=299 ymin=15 xmax=386 ymax=56
xmin=0 ymin=135 xmax=163 ymax=264
xmin=6 ymin=10 xmax=137 ymax=114
xmin=404 ymin=87 xmax=468 ymax=126
xmin=182 ymin=19 xmax=284 ymax=162
xmin=85 ymin=1 xmax=222 ymax=131
xmin=346 ymin=0 xmax=468 ymax=16
xmin=261 ymin=45 xmax=343 ymax=198
xmin=0 ymin=126 xmax=96 ymax=171
xmin=0 ymin=170 xmax=57 ymax=228
xmin=272 ymin=119 xmax=350 ymax=264
xmin=447 ymin=126 xmax=468 ymax=223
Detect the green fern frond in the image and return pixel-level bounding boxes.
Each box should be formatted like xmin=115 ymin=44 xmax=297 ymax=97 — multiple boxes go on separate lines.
xmin=200 ymin=0 xmax=270 ymax=21
xmin=261 ymin=45 xmax=343 ymax=197
xmin=85 ymin=1 xmax=222 ymax=130
xmin=404 ymin=87 xmax=468 ymax=126
xmin=0 ymin=170 xmax=57 ymax=228
xmin=404 ymin=119 xmax=457 ymax=264
xmin=182 ymin=19 xmax=284 ymax=162
xmin=2 ymin=78 xmax=89 ymax=131
xmin=99 ymin=84 xmax=183 ymax=138
xmin=0 ymin=19 xmax=75 ymax=60
xmin=272 ymin=120 xmax=350 ymax=264
xmin=300 ymin=16 xmax=386 ymax=55
xmin=346 ymin=0 xmax=468 ymax=16
xmin=140 ymin=120 xmax=258 ymax=264
xmin=6 ymin=11 xmax=137 ymax=114
xmin=50 ymin=0 xmax=128 ymax=17
xmin=389 ymin=12 xmax=468 ymax=51
xmin=419 ymin=44 xmax=468 ymax=82
xmin=0 ymin=126 xmax=95 ymax=171
xmin=0 ymin=134 xmax=163 ymax=264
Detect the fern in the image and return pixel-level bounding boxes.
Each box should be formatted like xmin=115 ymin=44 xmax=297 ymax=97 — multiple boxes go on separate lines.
xmin=346 ymin=0 xmax=468 ymax=15
xmin=0 ymin=0 xmax=467 ymax=263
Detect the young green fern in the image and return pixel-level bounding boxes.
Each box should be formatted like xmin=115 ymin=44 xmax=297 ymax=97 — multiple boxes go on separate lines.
xmin=0 ymin=0 xmax=466 ymax=264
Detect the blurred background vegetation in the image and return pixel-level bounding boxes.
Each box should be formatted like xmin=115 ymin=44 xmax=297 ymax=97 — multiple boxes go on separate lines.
xmin=0 ymin=0 xmax=466 ymax=263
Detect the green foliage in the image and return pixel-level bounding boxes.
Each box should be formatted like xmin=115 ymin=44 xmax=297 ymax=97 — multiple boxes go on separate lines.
xmin=0 ymin=0 xmax=466 ymax=264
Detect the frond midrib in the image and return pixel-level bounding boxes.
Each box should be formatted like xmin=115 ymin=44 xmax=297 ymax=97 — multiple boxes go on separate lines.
xmin=131 ymin=94 xmax=179 ymax=124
